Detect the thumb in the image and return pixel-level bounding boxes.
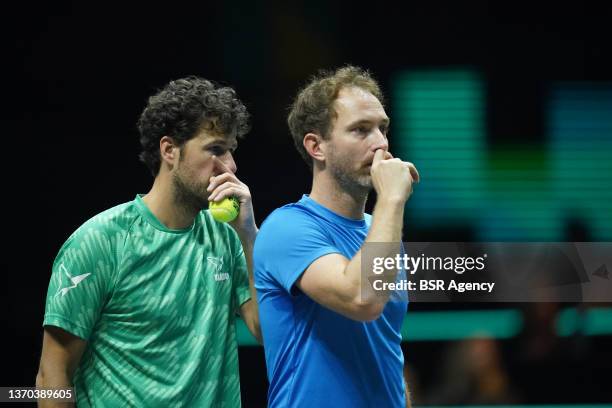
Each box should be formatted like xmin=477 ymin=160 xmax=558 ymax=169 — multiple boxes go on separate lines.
xmin=373 ymin=149 xmax=385 ymax=165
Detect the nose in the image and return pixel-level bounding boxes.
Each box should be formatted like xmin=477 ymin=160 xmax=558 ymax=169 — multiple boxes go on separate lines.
xmin=219 ymin=151 xmax=237 ymax=174
xmin=371 ymin=129 xmax=389 ymax=152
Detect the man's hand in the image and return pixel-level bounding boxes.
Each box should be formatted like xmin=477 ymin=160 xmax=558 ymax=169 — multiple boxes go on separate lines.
xmin=207 ymin=156 xmax=261 ymax=342
xmin=370 ymin=149 xmax=420 ymax=203
xmin=207 ymin=156 xmax=257 ymax=239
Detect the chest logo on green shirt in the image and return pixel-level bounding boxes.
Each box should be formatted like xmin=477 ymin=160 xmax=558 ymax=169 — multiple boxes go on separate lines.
xmin=207 ymin=256 xmax=229 ymax=282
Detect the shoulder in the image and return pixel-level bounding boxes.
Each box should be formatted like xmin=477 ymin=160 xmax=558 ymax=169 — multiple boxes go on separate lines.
xmin=75 ymin=201 xmax=139 ymax=238
xmin=263 ymin=201 xmax=324 ymax=229
xmin=83 ymin=201 xmax=140 ymax=232
xmin=60 ymin=200 xmax=139 ymax=259
xmin=255 ymin=203 xmax=333 ymax=257
xmin=258 ymin=203 xmax=324 ymax=239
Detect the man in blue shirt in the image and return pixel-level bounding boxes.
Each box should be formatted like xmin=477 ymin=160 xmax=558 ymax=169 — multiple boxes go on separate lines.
xmin=254 ymin=66 xmax=420 ymax=407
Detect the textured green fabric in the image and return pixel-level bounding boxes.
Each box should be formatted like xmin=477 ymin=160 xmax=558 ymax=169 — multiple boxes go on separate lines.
xmin=43 ymin=195 xmax=250 ymax=407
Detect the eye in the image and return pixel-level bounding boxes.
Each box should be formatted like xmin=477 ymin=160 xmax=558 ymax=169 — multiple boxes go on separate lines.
xmin=353 ymin=126 xmax=370 ymax=135
xmin=208 ymin=145 xmax=226 ymax=155
xmin=379 ymin=124 xmax=389 ymax=134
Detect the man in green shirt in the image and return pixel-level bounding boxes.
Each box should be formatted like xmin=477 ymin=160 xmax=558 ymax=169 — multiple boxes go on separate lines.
xmin=36 ymin=76 xmax=261 ymax=407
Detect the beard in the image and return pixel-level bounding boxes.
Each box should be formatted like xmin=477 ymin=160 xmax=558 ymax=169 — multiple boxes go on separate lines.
xmin=172 ymin=168 xmax=209 ymax=214
xmin=327 ymin=145 xmax=373 ymax=196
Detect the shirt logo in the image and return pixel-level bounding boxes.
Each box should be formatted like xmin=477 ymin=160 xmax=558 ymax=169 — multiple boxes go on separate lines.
xmin=207 ymin=256 xmax=223 ymax=272
xmin=207 ymin=256 xmax=229 ymax=282
xmin=55 ymin=263 xmax=91 ymax=298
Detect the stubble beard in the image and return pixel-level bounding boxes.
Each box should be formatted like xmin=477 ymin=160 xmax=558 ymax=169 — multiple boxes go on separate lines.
xmin=327 ymin=147 xmax=373 ymax=198
xmin=172 ymin=169 xmax=209 ymax=215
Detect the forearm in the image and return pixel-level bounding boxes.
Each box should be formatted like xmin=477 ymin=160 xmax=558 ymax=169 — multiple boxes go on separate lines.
xmin=405 ymin=379 xmax=412 ymax=408
xmin=343 ymin=197 xmax=406 ymax=307
xmin=365 ymin=196 xmax=406 ymax=242
xmin=297 ymin=151 xmax=417 ymax=321
xmin=36 ymin=369 xmax=74 ymax=408
xmin=237 ymin=228 xmax=262 ymax=342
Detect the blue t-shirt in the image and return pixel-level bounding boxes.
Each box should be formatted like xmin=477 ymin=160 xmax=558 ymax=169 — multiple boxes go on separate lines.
xmin=254 ymin=195 xmax=408 ymax=408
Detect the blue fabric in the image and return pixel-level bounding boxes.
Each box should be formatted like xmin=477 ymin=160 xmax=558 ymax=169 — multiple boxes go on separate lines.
xmin=254 ymin=195 xmax=408 ymax=408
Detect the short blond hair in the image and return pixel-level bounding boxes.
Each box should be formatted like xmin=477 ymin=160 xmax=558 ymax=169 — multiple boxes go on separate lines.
xmin=288 ymin=66 xmax=384 ymax=166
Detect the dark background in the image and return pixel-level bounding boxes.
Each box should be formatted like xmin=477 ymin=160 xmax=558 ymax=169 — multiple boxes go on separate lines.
xmin=5 ymin=1 xmax=612 ymax=406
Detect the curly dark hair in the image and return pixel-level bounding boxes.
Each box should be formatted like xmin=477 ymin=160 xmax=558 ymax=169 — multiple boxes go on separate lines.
xmin=137 ymin=76 xmax=250 ymax=176
xmin=288 ymin=66 xmax=383 ymax=167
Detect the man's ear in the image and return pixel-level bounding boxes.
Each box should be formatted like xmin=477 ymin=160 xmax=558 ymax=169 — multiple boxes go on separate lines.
xmin=160 ymin=136 xmax=178 ymax=168
xmin=303 ymin=132 xmax=326 ymax=164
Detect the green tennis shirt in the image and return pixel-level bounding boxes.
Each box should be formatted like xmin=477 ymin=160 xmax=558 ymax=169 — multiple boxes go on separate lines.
xmin=43 ymin=195 xmax=251 ymax=407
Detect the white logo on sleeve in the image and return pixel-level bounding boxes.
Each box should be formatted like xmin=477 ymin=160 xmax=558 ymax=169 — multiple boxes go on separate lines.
xmin=207 ymin=256 xmax=229 ymax=282
xmin=55 ymin=263 xmax=92 ymax=298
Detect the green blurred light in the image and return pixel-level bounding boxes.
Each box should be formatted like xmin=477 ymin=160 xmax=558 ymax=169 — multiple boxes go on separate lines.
xmin=400 ymin=309 xmax=522 ymax=341
xmin=424 ymin=405 xmax=612 ymax=408
xmin=557 ymin=307 xmax=612 ymax=336
xmin=392 ymin=71 xmax=612 ymax=240
xmin=236 ymin=308 xmax=612 ymax=346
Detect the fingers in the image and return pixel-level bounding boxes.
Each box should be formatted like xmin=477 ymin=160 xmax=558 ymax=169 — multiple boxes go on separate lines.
xmin=208 ymin=181 xmax=241 ymax=202
xmin=373 ymin=149 xmax=420 ymax=184
xmin=391 ymin=157 xmax=419 ymax=184
xmin=405 ymin=162 xmax=420 ymax=183
xmin=209 ymin=180 xmax=250 ymax=203
xmin=209 ymin=184 xmax=247 ymax=203
xmin=208 ymin=172 xmax=241 ymax=192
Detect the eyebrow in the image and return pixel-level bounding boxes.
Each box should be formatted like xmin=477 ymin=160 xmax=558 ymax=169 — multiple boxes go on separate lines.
xmin=204 ymin=139 xmax=238 ymax=150
xmin=346 ymin=118 xmax=390 ymax=128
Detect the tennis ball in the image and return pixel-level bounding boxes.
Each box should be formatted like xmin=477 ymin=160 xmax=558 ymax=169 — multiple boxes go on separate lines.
xmin=209 ymin=197 xmax=240 ymax=223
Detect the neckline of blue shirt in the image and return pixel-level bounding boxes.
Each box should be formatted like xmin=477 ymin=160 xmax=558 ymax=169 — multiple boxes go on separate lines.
xmin=299 ymin=194 xmax=367 ymax=229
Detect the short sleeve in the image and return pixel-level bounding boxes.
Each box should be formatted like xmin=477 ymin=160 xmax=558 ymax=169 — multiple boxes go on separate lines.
xmin=254 ymin=208 xmax=341 ymax=294
xmin=231 ymin=240 xmax=251 ymax=314
xmin=43 ymin=226 xmax=117 ymax=340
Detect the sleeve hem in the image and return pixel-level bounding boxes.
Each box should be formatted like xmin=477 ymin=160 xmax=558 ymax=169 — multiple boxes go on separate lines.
xmin=284 ymin=247 xmax=342 ymax=294
xmin=236 ymin=288 xmax=251 ymax=308
xmin=43 ymin=314 xmax=90 ymax=340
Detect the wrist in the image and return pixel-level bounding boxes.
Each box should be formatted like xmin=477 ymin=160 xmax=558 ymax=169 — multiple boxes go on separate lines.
xmin=373 ymin=197 xmax=406 ymax=225
xmin=235 ymin=224 xmax=258 ymax=244
xmin=376 ymin=195 xmax=407 ymax=207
